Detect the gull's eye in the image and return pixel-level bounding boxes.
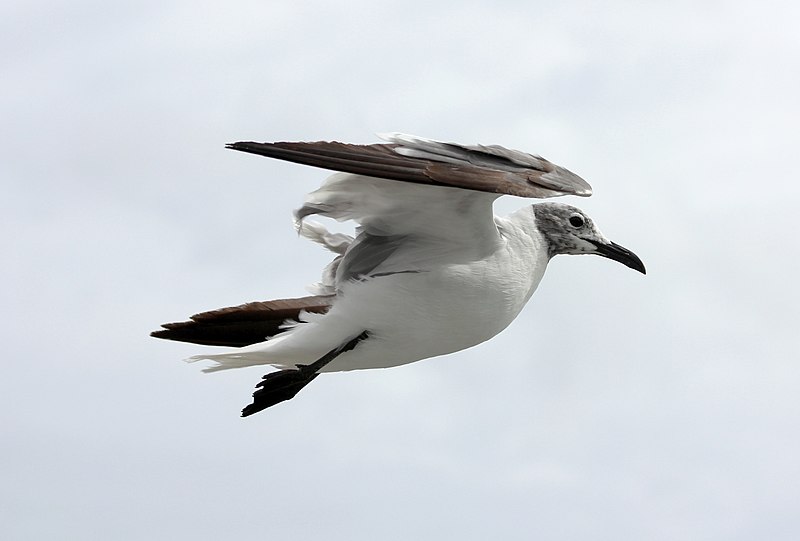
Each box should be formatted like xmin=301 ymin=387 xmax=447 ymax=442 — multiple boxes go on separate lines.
xmin=568 ymin=214 xmax=585 ymax=228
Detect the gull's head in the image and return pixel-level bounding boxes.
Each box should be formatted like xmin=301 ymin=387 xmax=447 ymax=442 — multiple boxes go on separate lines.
xmin=531 ymin=203 xmax=646 ymax=274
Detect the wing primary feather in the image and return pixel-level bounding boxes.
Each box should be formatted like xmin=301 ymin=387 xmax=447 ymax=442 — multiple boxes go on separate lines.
xmin=227 ymin=141 xmax=433 ymax=184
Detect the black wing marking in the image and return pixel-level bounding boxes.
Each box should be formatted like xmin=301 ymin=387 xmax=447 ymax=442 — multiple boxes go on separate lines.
xmin=150 ymin=295 xmax=334 ymax=347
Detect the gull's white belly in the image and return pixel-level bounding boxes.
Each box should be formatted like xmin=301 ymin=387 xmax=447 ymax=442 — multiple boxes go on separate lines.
xmin=318 ymin=252 xmax=545 ymax=372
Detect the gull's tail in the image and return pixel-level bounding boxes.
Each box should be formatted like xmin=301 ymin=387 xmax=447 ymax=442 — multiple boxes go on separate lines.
xmin=150 ymin=295 xmax=334 ymax=348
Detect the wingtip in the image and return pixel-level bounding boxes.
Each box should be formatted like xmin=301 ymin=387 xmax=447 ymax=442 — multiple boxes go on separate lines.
xmin=226 ymin=141 xmax=248 ymax=151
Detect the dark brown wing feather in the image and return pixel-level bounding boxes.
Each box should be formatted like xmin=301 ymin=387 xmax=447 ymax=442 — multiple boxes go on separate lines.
xmin=225 ymin=139 xmax=591 ymax=198
xmin=150 ymin=295 xmax=334 ymax=347
xmin=227 ymin=141 xmax=430 ymax=183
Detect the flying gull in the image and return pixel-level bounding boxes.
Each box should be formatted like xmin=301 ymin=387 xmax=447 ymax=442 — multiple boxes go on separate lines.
xmin=152 ymin=133 xmax=645 ymax=417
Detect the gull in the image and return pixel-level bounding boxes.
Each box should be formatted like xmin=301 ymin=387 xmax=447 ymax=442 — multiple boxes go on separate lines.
xmin=152 ymin=133 xmax=645 ymax=417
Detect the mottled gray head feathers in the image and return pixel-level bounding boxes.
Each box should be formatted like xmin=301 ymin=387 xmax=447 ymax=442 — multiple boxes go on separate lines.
xmin=531 ymin=203 xmax=646 ymax=274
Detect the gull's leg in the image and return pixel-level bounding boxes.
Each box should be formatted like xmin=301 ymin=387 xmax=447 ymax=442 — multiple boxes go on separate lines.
xmin=241 ymin=331 xmax=370 ymax=417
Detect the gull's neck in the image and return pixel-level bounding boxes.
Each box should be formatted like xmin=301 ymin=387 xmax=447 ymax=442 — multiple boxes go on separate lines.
xmin=496 ymin=205 xmax=552 ymax=306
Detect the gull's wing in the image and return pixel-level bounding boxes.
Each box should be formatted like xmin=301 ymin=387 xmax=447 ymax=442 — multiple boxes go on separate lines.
xmin=294 ymin=172 xmax=504 ymax=286
xmin=227 ymin=134 xmax=591 ymax=288
xmin=150 ymin=295 xmax=334 ymax=347
xmin=226 ymin=133 xmax=592 ymax=198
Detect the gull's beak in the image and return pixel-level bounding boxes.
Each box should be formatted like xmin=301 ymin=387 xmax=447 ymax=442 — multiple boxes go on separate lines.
xmin=590 ymin=240 xmax=646 ymax=274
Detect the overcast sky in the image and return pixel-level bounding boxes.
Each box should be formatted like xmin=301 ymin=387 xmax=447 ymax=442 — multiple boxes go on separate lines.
xmin=3 ymin=1 xmax=799 ymax=539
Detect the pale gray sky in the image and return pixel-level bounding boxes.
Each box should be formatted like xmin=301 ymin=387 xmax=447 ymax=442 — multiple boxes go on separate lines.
xmin=3 ymin=1 xmax=799 ymax=539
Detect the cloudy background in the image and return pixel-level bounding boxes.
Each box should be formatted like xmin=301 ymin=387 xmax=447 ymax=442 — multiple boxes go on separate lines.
xmin=3 ymin=0 xmax=799 ymax=539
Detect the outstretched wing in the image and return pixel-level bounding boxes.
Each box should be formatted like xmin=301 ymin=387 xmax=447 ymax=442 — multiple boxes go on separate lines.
xmin=226 ymin=133 xmax=592 ymax=199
